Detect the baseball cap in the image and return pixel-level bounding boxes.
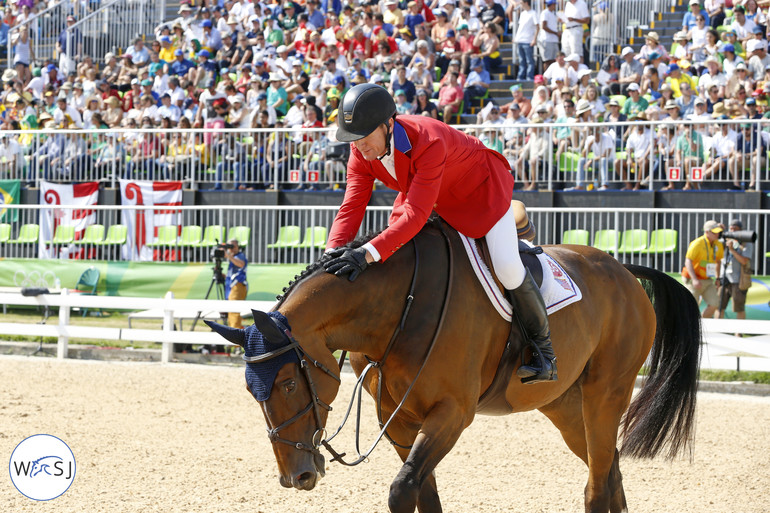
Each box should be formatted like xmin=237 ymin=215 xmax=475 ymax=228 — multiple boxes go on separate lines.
xmin=627 ymin=83 xmax=640 ymax=91
xmin=746 ymin=97 xmax=757 ymax=105
xmin=545 ymin=0 xmax=556 ymax=4
xmin=510 ymin=84 xmax=521 ymax=92
xmin=621 ymin=46 xmax=634 ymax=57
xmin=668 ymin=62 xmax=680 ymax=73
xmin=198 ymin=49 xmax=210 ymax=58
xmin=202 ymin=19 xmax=212 ymax=28
xmin=729 ymin=219 xmax=743 ymax=229
xmin=703 ymin=220 xmax=723 ymax=233
xmin=160 ymin=36 xmax=171 ymax=43
xmin=257 ymin=92 xmax=268 ymax=100
xmin=446 ymin=29 xmax=455 ymax=38
xmin=46 ymin=64 xmax=57 ymax=73
xmin=565 ymin=53 xmax=580 ymax=62
xmin=721 ymin=43 xmax=735 ymax=53
xmin=141 ymin=78 xmax=152 ymax=86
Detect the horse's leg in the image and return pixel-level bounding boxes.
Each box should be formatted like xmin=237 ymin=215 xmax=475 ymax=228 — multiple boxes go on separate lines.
xmin=580 ymin=378 xmax=634 ymax=513
xmin=539 ymin=385 xmax=627 ymax=513
xmin=386 ymin=418 xmax=443 ymax=513
xmin=387 ymin=402 xmax=468 ymax=513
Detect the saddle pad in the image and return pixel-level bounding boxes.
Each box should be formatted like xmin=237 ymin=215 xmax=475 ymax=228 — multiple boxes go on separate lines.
xmin=459 ymin=234 xmax=582 ymax=322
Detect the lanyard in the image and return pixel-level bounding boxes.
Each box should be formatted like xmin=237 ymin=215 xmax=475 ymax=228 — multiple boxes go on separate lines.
xmin=702 ymin=237 xmax=717 ymax=262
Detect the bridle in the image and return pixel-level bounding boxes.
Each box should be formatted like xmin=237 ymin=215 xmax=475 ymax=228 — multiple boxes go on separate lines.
xmin=249 ymin=220 xmax=453 ymax=467
xmin=244 ymin=320 xmax=340 ymax=457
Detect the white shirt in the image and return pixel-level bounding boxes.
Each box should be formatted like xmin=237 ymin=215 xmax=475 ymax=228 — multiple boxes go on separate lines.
xmin=539 ymin=9 xmax=559 ymax=43
xmin=710 ymin=129 xmax=737 ymax=157
xmin=586 ymin=132 xmax=615 ymax=157
xmin=731 ymin=18 xmax=757 ymax=41
xmin=514 ymin=8 xmax=538 ymax=45
xmin=564 ymin=0 xmax=590 ymax=30
xmin=53 ymin=105 xmax=84 ymax=128
xmin=361 ymin=132 xmax=396 ymax=263
xmin=627 ymin=129 xmax=654 ymax=158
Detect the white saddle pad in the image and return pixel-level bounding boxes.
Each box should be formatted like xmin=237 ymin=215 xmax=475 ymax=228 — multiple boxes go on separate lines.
xmin=459 ymin=234 xmax=582 ymax=322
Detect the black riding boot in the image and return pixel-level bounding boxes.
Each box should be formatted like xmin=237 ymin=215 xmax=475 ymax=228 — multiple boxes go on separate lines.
xmin=507 ymin=269 xmax=558 ymax=384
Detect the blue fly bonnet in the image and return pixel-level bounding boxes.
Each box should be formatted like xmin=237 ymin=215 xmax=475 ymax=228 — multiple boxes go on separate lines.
xmin=206 ymin=311 xmax=299 ymax=401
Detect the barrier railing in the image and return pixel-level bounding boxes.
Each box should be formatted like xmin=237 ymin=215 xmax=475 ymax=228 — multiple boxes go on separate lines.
xmin=0 ymin=291 xmax=768 ymax=371
xmin=1 ymin=205 xmax=767 ymax=275
xmin=5 ymin=1 xmax=72 ymax=69
xmin=2 ymin=119 xmax=767 ymax=191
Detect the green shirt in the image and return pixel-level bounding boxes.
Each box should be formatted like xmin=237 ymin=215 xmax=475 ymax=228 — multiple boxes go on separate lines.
xmin=621 ymin=97 xmax=648 ymax=118
xmin=675 ymin=131 xmax=705 ymax=161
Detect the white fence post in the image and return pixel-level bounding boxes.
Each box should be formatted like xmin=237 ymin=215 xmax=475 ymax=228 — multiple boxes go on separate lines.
xmin=57 ymin=288 xmax=70 ymax=359
xmin=161 ymin=291 xmax=174 ymax=364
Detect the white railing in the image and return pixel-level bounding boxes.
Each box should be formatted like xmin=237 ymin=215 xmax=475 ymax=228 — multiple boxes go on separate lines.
xmin=0 ymin=205 xmax=768 ymax=275
xmin=0 ymin=291 xmax=768 ymax=372
xmin=5 ymin=1 xmax=72 ymax=68
xmin=3 ymin=119 xmax=768 ymax=191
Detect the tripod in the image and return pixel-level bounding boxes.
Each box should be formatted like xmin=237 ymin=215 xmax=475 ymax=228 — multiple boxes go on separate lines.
xmin=191 ymin=258 xmax=227 ymax=330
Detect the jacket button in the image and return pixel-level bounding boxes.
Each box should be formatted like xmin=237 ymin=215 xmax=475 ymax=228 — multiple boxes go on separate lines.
xmin=434 ymin=203 xmax=438 ymax=208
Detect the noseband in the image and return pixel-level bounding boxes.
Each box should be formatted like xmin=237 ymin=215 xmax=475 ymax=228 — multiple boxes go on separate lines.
xmin=244 ymin=320 xmax=340 ymax=456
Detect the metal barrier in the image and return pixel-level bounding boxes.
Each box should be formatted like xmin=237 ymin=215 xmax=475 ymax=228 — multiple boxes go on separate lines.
xmin=5 ymin=1 xmax=72 ymax=69
xmin=1 ymin=205 xmax=767 ymax=275
xmin=2 ymin=119 xmax=768 ymax=191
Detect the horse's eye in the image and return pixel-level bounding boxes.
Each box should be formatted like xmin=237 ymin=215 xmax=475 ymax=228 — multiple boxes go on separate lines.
xmin=283 ymin=379 xmax=296 ymax=394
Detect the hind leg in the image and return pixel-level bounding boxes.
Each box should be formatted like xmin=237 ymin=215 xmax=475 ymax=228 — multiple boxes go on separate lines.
xmin=539 ymin=383 xmax=628 ymax=513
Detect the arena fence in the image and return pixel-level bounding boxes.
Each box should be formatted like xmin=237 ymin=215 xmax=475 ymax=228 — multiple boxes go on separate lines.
xmin=0 ymin=290 xmax=768 ymax=371
xmin=1 ymin=205 xmax=767 ymax=276
xmin=3 ymin=119 xmax=769 ymax=191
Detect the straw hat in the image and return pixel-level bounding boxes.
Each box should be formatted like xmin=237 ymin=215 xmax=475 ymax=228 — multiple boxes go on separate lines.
xmin=711 ymin=102 xmax=727 ymax=118
xmin=575 ymin=99 xmax=593 ymax=115
xmin=105 ymin=96 xmax=121 ymax=107
xmin=1 ymin=69 xmax=17 ymax=82
xmin=646 ymin=31 xmax=659 ymax=43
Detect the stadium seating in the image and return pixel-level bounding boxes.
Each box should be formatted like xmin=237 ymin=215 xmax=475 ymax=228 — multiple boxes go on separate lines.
xmin=298 ymin=226 xmax=327 ymax=249
xmin=76 ymin=224 xmax=106 ymax=245
xmin=178 ymin=225 xmax=203 ymax=247
xmin=267 ymin=225 xmax=301 ymax=249
xmin=592 ymin=229 xmax=620 ymax=253
xmin=616 ymin=229 xmax=649 ymax=254
xmin=644 ymin=229 xmax=678 ymax=254
xmin=0 ymin=223 xmax=10 ymax=243
xmin=8 ymin=223 xmax=39 ymax=244
xmin=561 ymin=229 xmax=590 ymax=245
xmin=227 ymin=226 xmax=251 ymax=247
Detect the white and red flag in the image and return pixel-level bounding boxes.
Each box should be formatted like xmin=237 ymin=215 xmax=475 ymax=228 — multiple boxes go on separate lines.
xmin=39 ymin=181 xmax=99 ymax=259
xmin=119 ymin=180 xmax=183 ymax=261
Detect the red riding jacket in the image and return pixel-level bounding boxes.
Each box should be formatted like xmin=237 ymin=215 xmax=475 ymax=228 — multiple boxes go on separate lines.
xmin=327 ymin=115 xmax=514 ymax=261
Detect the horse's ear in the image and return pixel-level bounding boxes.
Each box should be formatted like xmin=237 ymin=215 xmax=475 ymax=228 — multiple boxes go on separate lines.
xmin=252 ymin=310 xmax=286 ymax=344
xmin=204 ymin=320 xmax=246 ymax=347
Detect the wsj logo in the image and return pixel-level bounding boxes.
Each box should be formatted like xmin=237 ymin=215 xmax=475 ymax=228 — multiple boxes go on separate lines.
xmin=9 ymin=434 xmax=76 ymax=501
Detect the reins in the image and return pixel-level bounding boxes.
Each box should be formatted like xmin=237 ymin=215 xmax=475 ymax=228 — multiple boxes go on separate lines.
xmin=320 ymin=221 xmax=454 ymax=465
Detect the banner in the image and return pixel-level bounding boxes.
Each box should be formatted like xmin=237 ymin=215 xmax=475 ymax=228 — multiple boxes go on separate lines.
xmin=0 ymin=179 xmax=20 ymax=221
xmin=120 ymin=180 xmax=183 ymax=261
xmin=39 ymin=181 xmax=99 ymax=259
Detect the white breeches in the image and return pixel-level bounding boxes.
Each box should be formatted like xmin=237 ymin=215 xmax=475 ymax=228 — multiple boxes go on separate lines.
xmin=485 ymin=205 xmax=526 ymax=290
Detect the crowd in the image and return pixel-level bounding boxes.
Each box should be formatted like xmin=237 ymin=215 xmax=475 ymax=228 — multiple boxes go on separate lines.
xmin=0 ymin=0 xmax=766 ymax=190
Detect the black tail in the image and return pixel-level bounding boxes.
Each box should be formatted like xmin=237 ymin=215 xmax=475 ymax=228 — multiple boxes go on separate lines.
xmin=620 ymin=264 xmax=702 ymax=460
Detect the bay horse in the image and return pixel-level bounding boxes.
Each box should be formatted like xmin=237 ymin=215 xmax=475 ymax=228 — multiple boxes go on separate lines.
xmin=207 ymin=219 xmax=701 ymax=513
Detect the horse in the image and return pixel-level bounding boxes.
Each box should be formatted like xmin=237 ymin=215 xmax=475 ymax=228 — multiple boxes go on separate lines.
xmin=206 ymin=219 xmax=701 ymax=513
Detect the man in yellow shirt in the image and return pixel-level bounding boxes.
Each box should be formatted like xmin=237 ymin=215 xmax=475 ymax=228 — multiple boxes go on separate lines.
xmin=682 ymin=220 xmax=725 ymax=318
xmin=665 ymin=62 xmax=696 ymax=98
xmin=158 ymin=36 xmax=177 ymax=64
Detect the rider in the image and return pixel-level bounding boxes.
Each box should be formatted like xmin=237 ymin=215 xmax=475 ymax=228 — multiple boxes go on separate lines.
xmin=322 ymin=83 xmax=557 ymax=384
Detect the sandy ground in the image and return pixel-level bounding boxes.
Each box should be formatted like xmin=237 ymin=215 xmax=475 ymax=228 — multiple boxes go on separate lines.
xmin=2 ymin=357 xmax=769 ymax=513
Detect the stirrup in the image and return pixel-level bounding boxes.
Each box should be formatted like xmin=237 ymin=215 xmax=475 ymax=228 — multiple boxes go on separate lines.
xmin=517 ymin=342 xmax=557 ymax=384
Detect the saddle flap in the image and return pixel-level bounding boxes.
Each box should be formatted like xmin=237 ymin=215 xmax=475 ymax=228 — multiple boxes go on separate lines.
xmin=476 ymin=238 xmax=544 ymax=289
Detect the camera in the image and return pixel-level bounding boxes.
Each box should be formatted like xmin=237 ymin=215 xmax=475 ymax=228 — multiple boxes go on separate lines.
xmin=210 ymin=243 xmax=234 ymax=260
xmin=720 ymin=230 xmax=757 ymax=244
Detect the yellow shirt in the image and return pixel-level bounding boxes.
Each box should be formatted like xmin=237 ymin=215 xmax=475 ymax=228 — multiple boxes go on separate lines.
xmin=159 ymin=46 xmax=177 ymax=64
xmin=666 ymin=73 xmax=696 ymax=98
xmin=683 ymin=234 xmax=724 ymax=279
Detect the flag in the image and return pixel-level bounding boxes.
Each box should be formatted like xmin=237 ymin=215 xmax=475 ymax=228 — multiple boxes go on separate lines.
xmin=0 ymin=179 xmax=20 ymax=221
xmin=119 ymin=180 xmax=183 ymax=261
xmin=39 ymin=181 xmax=99 ymax=259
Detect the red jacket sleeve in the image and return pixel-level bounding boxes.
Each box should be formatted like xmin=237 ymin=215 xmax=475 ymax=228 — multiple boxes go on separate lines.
xmin=326 ymin=149 xmax=374 ymax=249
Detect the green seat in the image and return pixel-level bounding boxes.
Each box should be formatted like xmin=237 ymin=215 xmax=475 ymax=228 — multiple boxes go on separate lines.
xmin=616 ymin=229 xmax=649 ymax=254
xmin=51 ymin=225 xmax=75 ymax=245
xmin=192 ymin=225 xmax=226 ymax=248
xmin=561 ymin=229 xmax=590 ymax=245
xmin=0 ymin=223 xmax=11 ymax=242
xmin=146 ymin=225 xmax=178 ymax=247
xmin=75 ymin=224 xmax=105 ymax=244
xmin=267 ymin=225 xmax=301 ymax=249
xmin=227 ymin=225 xmax=251 ymax=248
xmin=178 ymin=225 xmax=202 ymax=247
xmin=8 ymin=223 xmax=39 ymax=244
xmin=298 ymin=226 xmax=327 ymax=249
xmin=558 ymin=151 xmax=581 ymax=173
xmin=593 ymin=229 xmax=620 ymax=253
xmin=644 ymin=229 xmax=678 ymax=254
xmin=74 ymin=266 xmax=100 ymax=317
xmin=95 ymin=224 xmax=127 ymax=246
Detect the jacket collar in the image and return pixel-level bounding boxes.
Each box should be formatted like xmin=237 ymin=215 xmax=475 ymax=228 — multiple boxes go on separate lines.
xmin=393 ymin=120 xmax=411 ymax=154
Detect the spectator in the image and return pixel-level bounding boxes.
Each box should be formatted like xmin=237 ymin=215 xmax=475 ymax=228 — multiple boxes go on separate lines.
xmin=562 ymin=0 xmax=589 ymax=60
xmin=538 ymin=0 xmax=560 ymax=70
xmin=618 ymin=46 xmax=642 ymax=94
xmin=126 ymin=37 xmax=151 ymax=67
xmin=513 ymin=0 xmax=538 ymax=81
xmin=544 ymin=52 xmax=576 ymax=86
xmin=462 ymin=58 xmax=489 ymax=113
xmin=267 ymin=73 xmax=288 ymax=118
xmin=552 ymin=97 xmax=576 ymax=170
xmin=703 ymin=116 xmax=737 ymax=184
xmin=383 ymin=0 xmax=404 ymax=28
xmin=666 ymin=62 xmax=696 ymax=98
xmin=676 ymin=124 xmax=706 ymax=190
xmin=57 ymin=15 xmax=82 ymax=75
xmin=727 ymin=63 xmax=753 ymax=98
xmin=604 ymin=98 xmax=626 ymax=149
xmin=705 ymin=0 xmax=725 ymax=29
xmin=683 ymin=1 xmax=709 ymax=32
xmin=719 ymin=218 xmax=754 ymax=320
xmin=591 ymin=1 xmax=615 ymax=64
xmin=394 ymin=89 xmax=413 ymax=114
xmin=501 ymin=84 xmax=531 ymax=118
xmin=414 ymin=88 xmax=438 ymax=118
xmin=569 ymin=123 xmax=614 ymax=191
xmin=730 ymin=121 xmax=767 ymax=189
xmin=682 ymin=220 xmax=724 ymax=319
xmin=638 ymin=31 xmax=669 ymax=64
xmin=479 ymin=0 xmax=505 ymax=35
xmin=621 ymin=83 xmax=648 ymax=118
xmin=616 ymin=114 xmax=653 ymax=190
xmin=438 ymin=71 xmax=463 ymax=122
xmin=731 ymin=6 xmax=756 ymax=44
xmin=747 ymin=39 xmax=770 ymax=80
xmin=699 ymin=56 xmax=727 ymax=98
xmin=390 ymin=65 xmax=416 ymax=103
xmin=514 ymin=114 xmax=548 ymax=190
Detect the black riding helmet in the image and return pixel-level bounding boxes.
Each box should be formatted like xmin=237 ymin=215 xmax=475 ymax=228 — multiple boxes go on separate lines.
xmin=336 ymin=83 xmax=396 ymax=142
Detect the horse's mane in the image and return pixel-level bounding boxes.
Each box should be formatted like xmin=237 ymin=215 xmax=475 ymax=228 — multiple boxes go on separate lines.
xmin=274 ymin=217 xmax=444 ymax=308
xmin=274 ymin=229 xmax=383 ymax=307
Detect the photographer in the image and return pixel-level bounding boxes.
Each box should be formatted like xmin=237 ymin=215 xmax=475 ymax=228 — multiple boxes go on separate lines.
xmin=682 ymin=220 xmax=724 ymax=319
xmin=719 ymin=219 xmax=754 ymax=320
xmin=223 ymin=238 xmax=248 ymax=329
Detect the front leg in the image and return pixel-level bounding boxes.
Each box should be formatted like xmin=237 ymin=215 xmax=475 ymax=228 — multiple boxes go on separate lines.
xmin=387 ymin=401 xmax=469 ymax=513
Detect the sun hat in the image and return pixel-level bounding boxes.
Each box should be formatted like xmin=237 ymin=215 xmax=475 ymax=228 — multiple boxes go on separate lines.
xmin=703 ymin=220 xmax=723 ymax=233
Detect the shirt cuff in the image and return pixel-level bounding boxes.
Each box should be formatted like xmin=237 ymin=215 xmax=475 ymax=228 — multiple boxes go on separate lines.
xmin=362 ymin=242 xmax=381 ymax=262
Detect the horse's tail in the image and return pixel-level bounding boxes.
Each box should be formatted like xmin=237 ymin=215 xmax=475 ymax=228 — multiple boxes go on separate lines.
xmin=620 ymin=264 xmax=702 ymax=460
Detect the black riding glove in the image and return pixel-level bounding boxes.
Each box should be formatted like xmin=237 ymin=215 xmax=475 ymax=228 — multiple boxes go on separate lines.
xmin=323 ymin=246 xmax=370 ymax=282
